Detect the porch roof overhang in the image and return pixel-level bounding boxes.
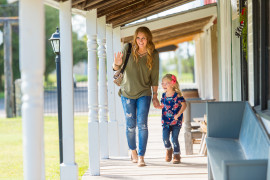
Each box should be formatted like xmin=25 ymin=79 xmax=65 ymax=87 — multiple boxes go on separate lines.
xmin=49 ymin=0 xmax=195 ymax=28
xmin=44 ymin=0 xmax=217 ymax=51
xmin=121 ymin=3 xmax=217 ymax=49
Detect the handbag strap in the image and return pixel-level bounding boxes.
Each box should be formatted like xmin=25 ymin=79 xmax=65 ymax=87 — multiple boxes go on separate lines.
xmin=120 ymin=43 xmax=132 ymax=74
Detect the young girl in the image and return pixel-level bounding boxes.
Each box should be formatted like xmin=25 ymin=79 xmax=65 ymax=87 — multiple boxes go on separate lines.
xmin=158 ymin=74 xmax=186 ymax=164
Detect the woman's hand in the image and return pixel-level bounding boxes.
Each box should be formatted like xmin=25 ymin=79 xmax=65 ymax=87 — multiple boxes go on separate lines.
xmin=152 ymin=97 xmax=160 ymax=108
xmin=114 ymin=52 xmax=123 ymax=67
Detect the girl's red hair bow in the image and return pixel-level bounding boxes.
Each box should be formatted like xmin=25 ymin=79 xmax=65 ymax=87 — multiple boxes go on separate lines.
xmin=171 ymin=75 xmax=176 ymax=85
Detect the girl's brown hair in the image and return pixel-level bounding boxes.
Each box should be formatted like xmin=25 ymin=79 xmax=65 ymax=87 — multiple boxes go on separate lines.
xmin=162 ymin=74 xmax=183 ymax=97
xmin=132 ymin=26 xmax=155 ymax=70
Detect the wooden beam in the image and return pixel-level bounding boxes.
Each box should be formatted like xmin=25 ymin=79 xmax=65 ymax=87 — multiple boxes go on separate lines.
xmin=120 ymin=4 xmax=217 ymax=38
xmin=96 ymin=0 xmax=144 ymax=17
xmin=154 ymin=33 xmax=197 ymax=49
xmin=84 ymin=0 xmax=121 ymax=10
xmin=72 ymin=0 xmax=85 ymax=6
xmin=152 ymin=17 xmax=211 ymax=35
xmin=105 ymin=0 xmax=155 ymax=21
xmin=121 ymin=16 xmax=210 ymax=43
xmin=109 ymin=0 xmax=193 ymax=27
xmin=84 ymin=0 xmax=105 ymax=9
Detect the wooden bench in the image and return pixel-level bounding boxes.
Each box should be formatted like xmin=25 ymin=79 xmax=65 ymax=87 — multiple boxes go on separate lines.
xmin=206 ymin=101 xmax=270 ymax=180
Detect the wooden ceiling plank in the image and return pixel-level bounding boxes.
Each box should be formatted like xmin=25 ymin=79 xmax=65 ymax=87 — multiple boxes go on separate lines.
xmin=106 ymin=3 xmax=147 ymax=21
xmin=85 ymin=0 xmax=120 ymax=10
xmin=97 ymin=0 xmax=144 ymax=17
xmin=120 ymin=4 xmax=217 ymax=38
xmin=154 ymin=30 xmax=202 ymax=44
xmin=153 ymin=31 xmax=200 ymax=42
xmin=121 ymin=16 xmax=211 ymax=43
xmin=152 ymin=18 xmax=212 ymax=36
xmin=110 ymin=0 xmax=192 ymax=27
xmin=152 ymin=16 xmax=212 ymax=33
xmin=72 ymin=0 xmax=85 ymax=6
xmin=84 ymin=0 xmax=104 ymax=9
xmin=155 ymin=35 xmax=195 ymax=49
xmin=107 ymin=0 xmax=179 ymax=22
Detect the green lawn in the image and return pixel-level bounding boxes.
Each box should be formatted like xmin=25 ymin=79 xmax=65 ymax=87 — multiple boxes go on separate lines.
xmin=0 ymin=116 xmax=88 ymax=179
xmin=0 ymin=92 xmax=4 ymax=99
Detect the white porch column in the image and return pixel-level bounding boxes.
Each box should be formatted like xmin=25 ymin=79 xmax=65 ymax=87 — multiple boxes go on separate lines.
xmin=248 ymin=0 xmax=254 ymax=105
xmin=97 ymin=16 xmax=109 ymax=159
xmin=113 ymin=27 xmax=128 ymax=157
xmin=59 ymin=1 xmax=78 ymax=179
xmin=218 ymin=0 xmax=232 ymax=101
xmin=19 ymin=0 xmax=45 ymax=179
xmin=106 ymin=24 xmax=119 ymax=157
xmin=194 ymin=34 xmax=206 ymax=98
xmin=204 ymin=29 xmax=213 ymax=99
xmin=86 ymin=9 xmax=100 ymax=176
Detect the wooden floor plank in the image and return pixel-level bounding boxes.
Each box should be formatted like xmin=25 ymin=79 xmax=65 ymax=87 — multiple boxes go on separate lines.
xmin=82 ymin=112 xmax=208 ymax=180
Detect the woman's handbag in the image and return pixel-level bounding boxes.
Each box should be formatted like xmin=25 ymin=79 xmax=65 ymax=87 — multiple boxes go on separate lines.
xmin=113 ymin=43 xmax=132 ymax=86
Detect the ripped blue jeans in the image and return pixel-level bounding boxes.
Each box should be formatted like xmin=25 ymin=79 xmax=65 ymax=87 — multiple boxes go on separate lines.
xmin=121 ymin=95 xmax=151 ymax=156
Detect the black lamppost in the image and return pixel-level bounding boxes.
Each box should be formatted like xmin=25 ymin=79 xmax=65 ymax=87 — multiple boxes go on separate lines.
xmin=49 ymin=27 xmax=63 ymax=163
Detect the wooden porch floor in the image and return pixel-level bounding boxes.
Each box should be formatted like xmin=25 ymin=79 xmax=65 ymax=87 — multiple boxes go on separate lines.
xmin=82 ymin=113 xmax=208 ymax=180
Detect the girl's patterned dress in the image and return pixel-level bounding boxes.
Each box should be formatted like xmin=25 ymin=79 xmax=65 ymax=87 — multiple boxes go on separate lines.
xmin=160 ymin=92 xmax=186 ymax=128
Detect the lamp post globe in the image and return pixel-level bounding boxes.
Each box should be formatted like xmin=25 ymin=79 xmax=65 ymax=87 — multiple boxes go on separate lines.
xmin=49 ymin=27 xmax=60 ymax=54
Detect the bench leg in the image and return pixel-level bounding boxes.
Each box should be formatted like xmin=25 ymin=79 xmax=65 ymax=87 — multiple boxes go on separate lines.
xmin=184 ymin=132 xmax=193 ymax=155
xmin=199 ymin=133 xmax=206 ymax=155
xmin=208 ymin=157 xmax=214 ymax=180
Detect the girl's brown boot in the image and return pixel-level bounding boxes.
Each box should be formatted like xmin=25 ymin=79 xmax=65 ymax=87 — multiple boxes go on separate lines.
xmin=165 ymin=148 xmax=173 ymax=162
xmin=173 ymin=154 xmax=181 ymax=164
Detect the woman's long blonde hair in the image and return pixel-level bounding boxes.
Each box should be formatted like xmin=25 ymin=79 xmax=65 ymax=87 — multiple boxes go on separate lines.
xmin=163 ymin=74 xmax=183 ymax=97
xmin=132 ymin=26 xmax=155 ymax=70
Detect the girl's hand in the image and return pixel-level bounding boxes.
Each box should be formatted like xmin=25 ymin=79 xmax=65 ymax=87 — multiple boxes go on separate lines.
xmin=156 ymin=105 xmax=162 ymax=109
xmin=174 ymin=114 xmax=180 ymax=120
xmin=114 ymin=52 xmax=123 ymax=66
xmin=157 ymin=103 xmax=164 ymax=109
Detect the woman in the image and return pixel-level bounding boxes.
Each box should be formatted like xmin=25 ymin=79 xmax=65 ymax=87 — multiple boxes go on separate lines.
xmin=113 ymin=26 xmax=160 ymax=167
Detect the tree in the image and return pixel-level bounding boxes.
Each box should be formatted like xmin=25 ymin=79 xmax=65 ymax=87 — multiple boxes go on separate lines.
xmin=0 ymin=3 xmax=88 ymax=90
xmin=45 ymin=5 xmax=59 ymax=81
xmin=45 ymin=5 xmax=87 ymax=81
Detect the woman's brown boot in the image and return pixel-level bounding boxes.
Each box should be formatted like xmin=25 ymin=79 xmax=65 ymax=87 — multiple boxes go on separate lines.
xmin=173 ymin=154 xmax=181 ymax=164
xmin=165 ymin=148 xmax=173 ymax=162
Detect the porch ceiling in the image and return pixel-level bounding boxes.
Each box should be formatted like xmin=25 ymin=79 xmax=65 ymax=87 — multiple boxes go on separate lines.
xmin=121 ymin=3 xmax=217 ymax=49
xmin=63 ymin=0 xmax=195 ymax=27
xmin=122 ymin=16 xmax=212 ymax=48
